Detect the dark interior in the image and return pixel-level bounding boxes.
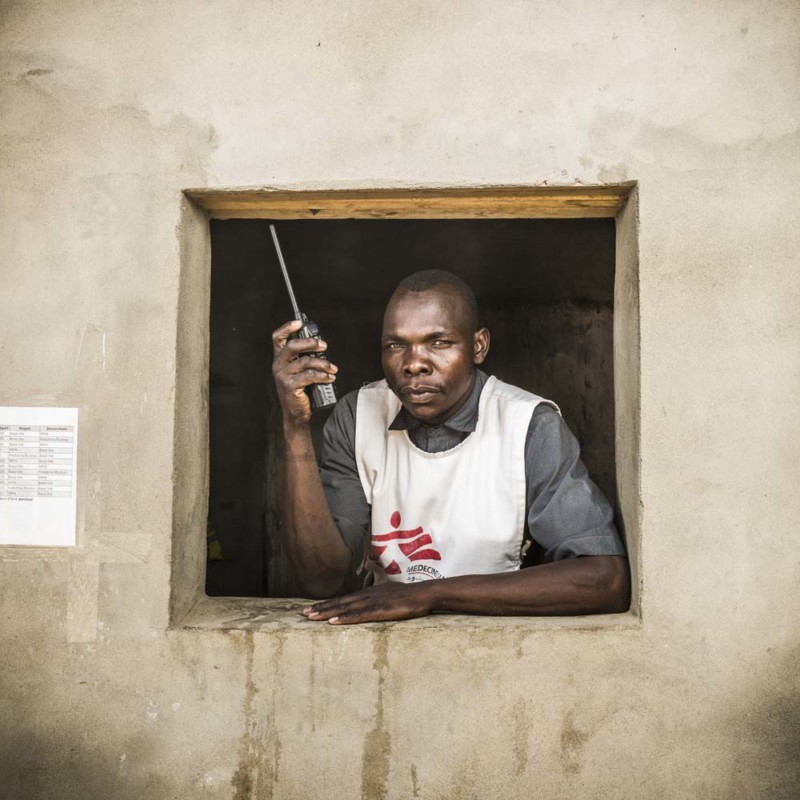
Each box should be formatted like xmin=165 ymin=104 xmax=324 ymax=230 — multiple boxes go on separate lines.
xmin=207 ymin=218 xmax=616 ymax=597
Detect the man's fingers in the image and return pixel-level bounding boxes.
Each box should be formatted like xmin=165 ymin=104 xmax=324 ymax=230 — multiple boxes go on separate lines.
xmin=273 ymin=336 xmax=331 ymax=371
xmin=306 ymin=608 xmax=339 ymax=621
xmin=283 ymin=336 xmax=328 ymax=355
xmin=302 ymin=583 xmax=431 ymax=626
xmin=303 ymin=591 xmax=367 ymax=619
xmin=327 ymin=607 xmax=389 ymax=624
xmin=303 ymin=594 xmax=414 ymax=623
xmin=270 ymin=320 xmax=337 ymax=422
xmin=303 ymin=596 xmax=359 ymax=616
xmin=306 ymin=605 xmax=386 ymax=624
xmin=271 ymin=321 xmax=328 ymax=354
xmin=282 ymin=357 xmax=338 ymax=377
xmin=271 ymin=319 xmax=304 ymax=355
xmin=286 ymin=369 xmax=337 ymax=393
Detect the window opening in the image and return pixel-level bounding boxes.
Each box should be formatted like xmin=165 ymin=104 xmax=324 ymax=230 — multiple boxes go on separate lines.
xmin=207 ymin=218 xmax=616 ymax=598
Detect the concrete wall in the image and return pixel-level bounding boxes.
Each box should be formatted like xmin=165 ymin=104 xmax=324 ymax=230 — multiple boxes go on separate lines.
xmin=1 ymin=2 xmax=798 ymax=798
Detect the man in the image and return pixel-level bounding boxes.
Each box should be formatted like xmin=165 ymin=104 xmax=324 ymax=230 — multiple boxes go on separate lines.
xmin=272 ymin=270 xmax=629 ymax=624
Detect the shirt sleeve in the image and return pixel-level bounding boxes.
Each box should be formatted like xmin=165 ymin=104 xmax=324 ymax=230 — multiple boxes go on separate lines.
xmin=525 ymin=404 xmax=626 ymax=561
xmin=319 ymin=389 xmax=370 ymax=573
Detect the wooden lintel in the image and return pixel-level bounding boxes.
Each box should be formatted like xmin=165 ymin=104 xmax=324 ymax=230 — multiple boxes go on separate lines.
xmin=185 ymin=185 xmax=634 ymax=220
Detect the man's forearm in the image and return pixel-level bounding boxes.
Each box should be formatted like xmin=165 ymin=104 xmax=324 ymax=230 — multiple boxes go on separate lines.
xmin=304 ymin=555 xmax=630 ymax=624
xmin=427 ymin=556 xmax=630 ymax=616
xmin=281 ymin=423 xmax=351 ymax=597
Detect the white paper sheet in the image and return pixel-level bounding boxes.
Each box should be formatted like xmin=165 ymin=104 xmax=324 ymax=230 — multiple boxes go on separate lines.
xmin=0 ymin=407 xmax=79 ymax=546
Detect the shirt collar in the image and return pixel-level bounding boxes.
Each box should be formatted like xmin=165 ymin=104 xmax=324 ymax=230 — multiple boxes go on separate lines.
xmin=388 ymin=370 xmax=488 ymax=433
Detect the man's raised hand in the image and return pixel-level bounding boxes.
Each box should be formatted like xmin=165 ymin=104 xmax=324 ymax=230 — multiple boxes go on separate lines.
xmin=272 ymin=319 xmax=338 ymax=425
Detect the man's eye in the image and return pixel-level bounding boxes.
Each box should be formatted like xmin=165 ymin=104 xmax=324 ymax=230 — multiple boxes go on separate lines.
xmin=384 ymin=342 xmax=404 ymax=351
xmin=432 ymin=339 xmax=452 ymax=348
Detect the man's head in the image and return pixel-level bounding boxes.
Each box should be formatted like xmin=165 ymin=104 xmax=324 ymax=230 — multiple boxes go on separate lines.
xmin=381 ymin=270 xmax=490 ymax=424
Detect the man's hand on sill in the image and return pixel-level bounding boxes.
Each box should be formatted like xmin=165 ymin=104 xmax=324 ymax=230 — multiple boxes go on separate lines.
xmin=302 ymin=555 xmax=630 ymax=624
xmin=304 ymin=579 xmax=436 ymax=624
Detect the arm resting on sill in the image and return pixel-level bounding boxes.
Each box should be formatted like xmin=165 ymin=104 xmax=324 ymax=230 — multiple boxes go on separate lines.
xmin=303 ymin=555 xmax=630 ymax=624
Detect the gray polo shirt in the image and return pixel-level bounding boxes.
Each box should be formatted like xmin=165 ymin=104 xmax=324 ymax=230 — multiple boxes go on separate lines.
xmin=320 ymin=370 xmax=626 ymax=573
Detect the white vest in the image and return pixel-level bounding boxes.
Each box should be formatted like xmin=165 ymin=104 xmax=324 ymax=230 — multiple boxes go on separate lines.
xmin=355 ymin=376 xmax=558 ymax=583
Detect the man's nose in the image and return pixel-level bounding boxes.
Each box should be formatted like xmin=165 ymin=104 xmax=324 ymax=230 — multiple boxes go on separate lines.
xmin=402 ymin=346 xmax=432 ymax=375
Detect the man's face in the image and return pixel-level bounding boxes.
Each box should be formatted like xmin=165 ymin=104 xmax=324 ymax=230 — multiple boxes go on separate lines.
xmin=381 ymin=285 xmax=489 ymax=424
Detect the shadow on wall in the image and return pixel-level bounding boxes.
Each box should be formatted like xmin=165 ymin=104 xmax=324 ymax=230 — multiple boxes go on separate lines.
xmin=0 ymin=652 xmax=173 ymax=800
xmin=0 ymin=725 xmax=172 ymax=800
xmin=715 ymin=647 xmax=800 ymax=798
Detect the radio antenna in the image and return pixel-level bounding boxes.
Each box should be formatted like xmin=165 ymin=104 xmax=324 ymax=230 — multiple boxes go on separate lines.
xmin=270 ymin=224 xmax=302 ymax=320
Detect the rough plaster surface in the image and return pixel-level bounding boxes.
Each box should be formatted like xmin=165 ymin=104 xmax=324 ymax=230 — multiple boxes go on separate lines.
xmin=1 ymin=2 xmax=799 ymax=798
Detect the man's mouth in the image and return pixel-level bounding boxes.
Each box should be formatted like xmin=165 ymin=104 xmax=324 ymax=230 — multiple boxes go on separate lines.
xmin=399 ymin=385 xmax=443 ymax=403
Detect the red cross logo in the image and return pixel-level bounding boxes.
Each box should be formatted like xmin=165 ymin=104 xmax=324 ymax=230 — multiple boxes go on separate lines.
xmin=369 ymin=511 xmax=442 ymax=575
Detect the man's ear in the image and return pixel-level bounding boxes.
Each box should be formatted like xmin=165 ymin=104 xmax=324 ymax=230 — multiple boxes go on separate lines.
xmin=473 ymin=328 xmax=490 ymax=365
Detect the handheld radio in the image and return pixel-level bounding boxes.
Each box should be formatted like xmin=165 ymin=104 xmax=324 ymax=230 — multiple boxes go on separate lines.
xmin=270 ymin=224 xmax=338 ymax=412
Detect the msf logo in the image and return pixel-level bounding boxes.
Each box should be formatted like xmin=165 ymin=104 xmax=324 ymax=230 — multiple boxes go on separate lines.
xmin=369 ymin=511 xmax=443 ymax=581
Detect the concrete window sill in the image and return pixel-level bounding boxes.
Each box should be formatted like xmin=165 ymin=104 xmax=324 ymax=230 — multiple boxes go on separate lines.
xmin=178 ymin=595 xmax=641 ymax=633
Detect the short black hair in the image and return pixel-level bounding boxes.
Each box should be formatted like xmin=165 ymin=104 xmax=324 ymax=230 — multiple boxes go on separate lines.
xmin=394 ymin=269 xmax=480 ymax=331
